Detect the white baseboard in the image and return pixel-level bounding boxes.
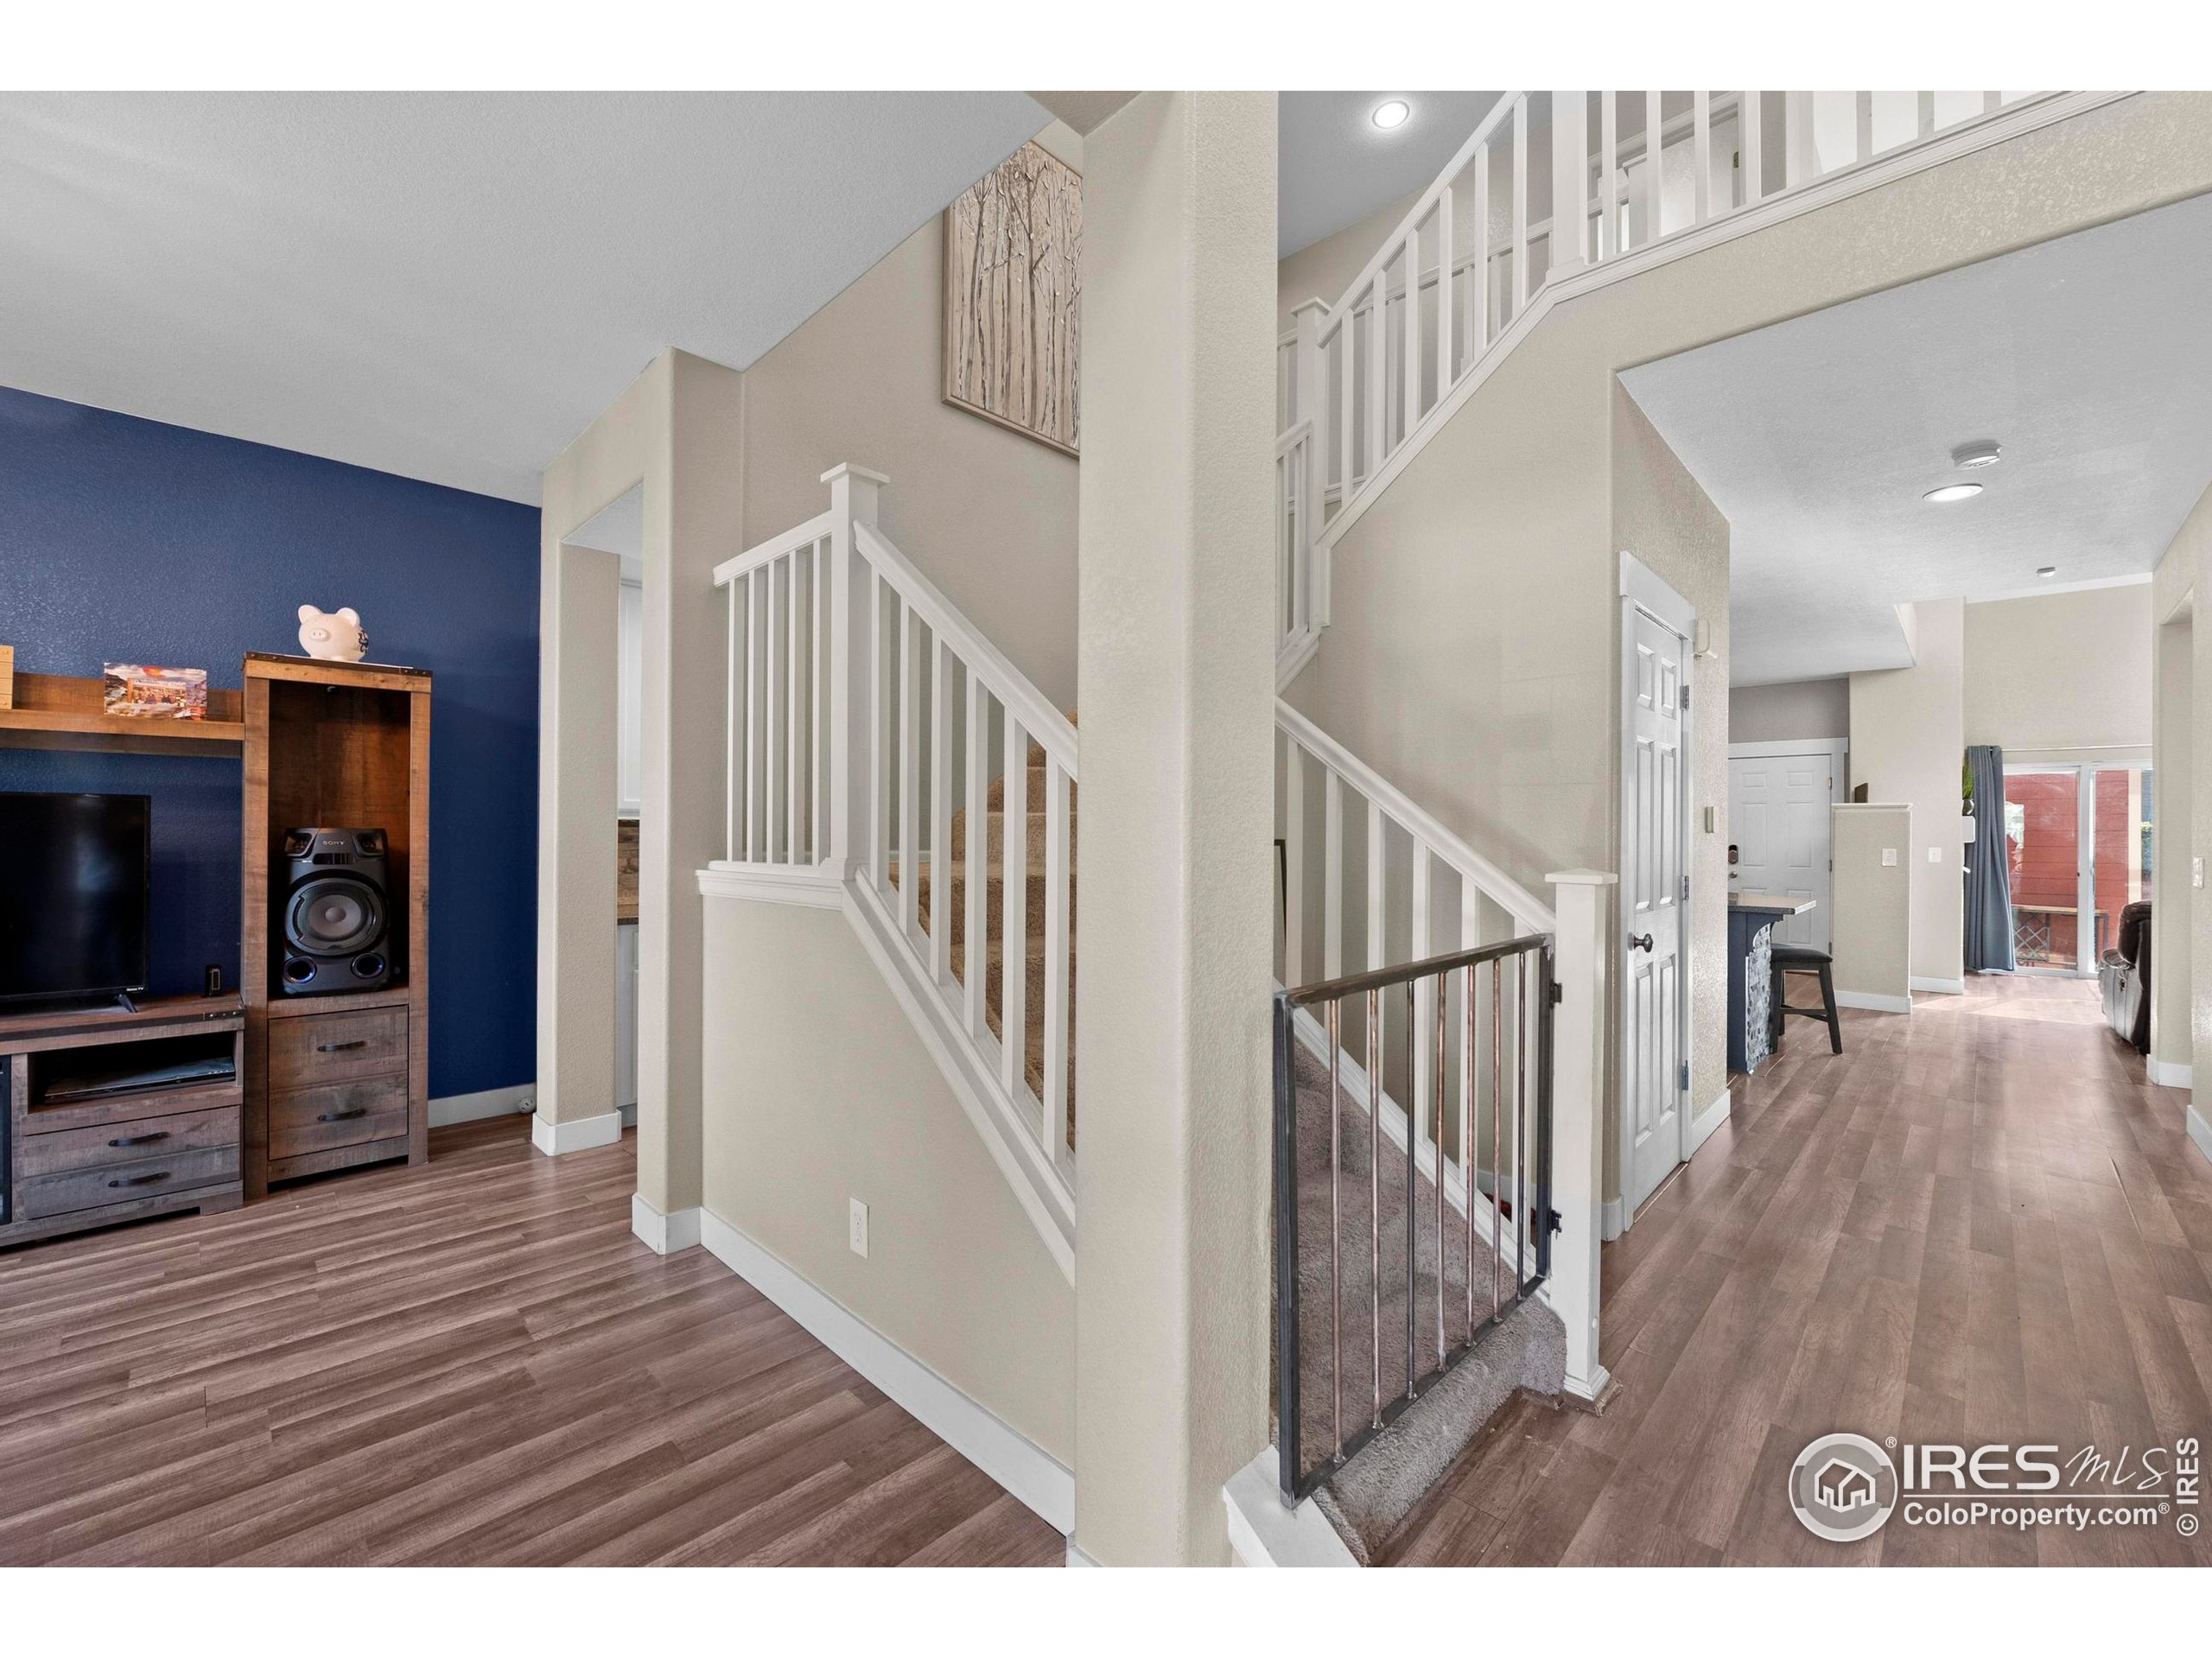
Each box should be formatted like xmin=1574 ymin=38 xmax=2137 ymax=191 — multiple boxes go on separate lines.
xmin=696 ymin=861 xmax=845 ymax=908
xmin=1910 ymin=976 xmax=1966 ymax=996
xmin=697 ymin=1208 xmax=1074 ymax=1534
xmin=429 ymin=1082 xmax=535 ymax=1127
xmin=1599 ymin=1197 xmax=1624 ymax=1242
xmin=2187 ymin=1104 xmax=2212 ymax=1166
xmin=1835 ymin=989 xmax=1912 ymax=1014
xmin=531 ymin=1109 xmax=623 ymax=1157
xmin=1563 ymin=1359 xmax=1613 ymax=1408
xmin=1687 ymin=1088 xmax=1732 ymax=1157
xmin=1065 ymin=1541 xmax=1103 ymax=1567
xmin=2147 ymin=1058 xmax=2194 ymax=1090
xmin=1221 ymin=1447 xmax=1359 ymax=1567
xmin=630 ymin=1192 xmax=701 ymax=1255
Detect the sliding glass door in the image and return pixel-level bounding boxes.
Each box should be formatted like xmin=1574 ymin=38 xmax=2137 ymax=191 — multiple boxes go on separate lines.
xmin=2001 ymin=762 xmax=2152 ymax=976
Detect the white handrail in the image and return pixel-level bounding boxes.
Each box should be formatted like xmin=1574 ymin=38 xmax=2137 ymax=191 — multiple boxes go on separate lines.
xmin=1278 ymin=697 xmax=1554 ymax=937
xmin=713 ymin=509 xmax=836 ymax=589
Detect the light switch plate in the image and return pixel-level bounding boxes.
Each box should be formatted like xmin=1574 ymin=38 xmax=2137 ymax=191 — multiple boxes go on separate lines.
xmin=1883 ymin=849 xmax=1897 ymax=867
xmin=849 ymin=1198 xmax=869 ymax=1258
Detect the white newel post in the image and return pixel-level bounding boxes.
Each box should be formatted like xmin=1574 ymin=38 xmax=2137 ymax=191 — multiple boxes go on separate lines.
xmin=1288 ymin=298 xmax=1329 ymax=628
xmin=823 ymin=462 xmax=886 ymax=880
xmin=1546 ymin=867 xmax=1615 ymax=1402
xmin=1550 ymin=92 xmax=1587 ymax=282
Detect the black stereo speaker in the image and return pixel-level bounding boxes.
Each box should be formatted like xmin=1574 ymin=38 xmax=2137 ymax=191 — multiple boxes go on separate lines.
xmin=278 ymin=827 xmax=393 ymax=995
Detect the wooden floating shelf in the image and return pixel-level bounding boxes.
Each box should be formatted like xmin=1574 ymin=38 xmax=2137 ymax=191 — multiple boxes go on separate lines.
xmin=0 ymin=671 xmax=245 ymax=756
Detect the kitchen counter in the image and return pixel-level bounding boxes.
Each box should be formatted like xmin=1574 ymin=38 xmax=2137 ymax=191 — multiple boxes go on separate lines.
xmin=1727 ymin=895 xmax=1816 ymax=1074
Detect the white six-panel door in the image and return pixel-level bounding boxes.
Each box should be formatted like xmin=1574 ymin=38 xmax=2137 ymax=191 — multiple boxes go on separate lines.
xmin=1624 ymin=602 xmax=1688 ymax=1220
xmin=1728 ymin=747 xmax=1837 ymax=953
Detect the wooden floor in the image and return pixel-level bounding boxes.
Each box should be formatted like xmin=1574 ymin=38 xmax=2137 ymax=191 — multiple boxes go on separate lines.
xmin=1388 ymin=975 xmax=2212 ymax=1566
xmin=0 ymin=1118 xmax=1061 ymax=1566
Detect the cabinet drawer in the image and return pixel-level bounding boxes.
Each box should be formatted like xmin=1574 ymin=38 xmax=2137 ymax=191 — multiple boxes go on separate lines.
xmin=18 ymin=1145 xmax=239 ymax=1221
xmin=13 ymin=1105 xmax=239 ymax=1179
xmin=269 ymin=1076 xmax=409 ymax=1161
xmin=269 ymin=1008 xmax=407 ymax=1091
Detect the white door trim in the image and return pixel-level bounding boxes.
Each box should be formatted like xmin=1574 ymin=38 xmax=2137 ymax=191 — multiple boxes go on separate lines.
xmin=1617 ymin=551 xmax=1696 ymax=1235
xmin=1728 ymin=737 xmax=1849 ymax=764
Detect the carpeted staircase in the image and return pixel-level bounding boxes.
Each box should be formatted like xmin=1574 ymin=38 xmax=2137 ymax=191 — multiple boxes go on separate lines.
xmin=1278 ymin=1037 xmax=1566 ymax=1563
xmin=890 ymin=727 xmax=1077 ymax=1144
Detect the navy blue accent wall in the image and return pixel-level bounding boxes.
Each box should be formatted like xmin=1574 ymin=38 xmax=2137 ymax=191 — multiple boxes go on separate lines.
xmin=0 ymin=387 xmax=539 ymax=1101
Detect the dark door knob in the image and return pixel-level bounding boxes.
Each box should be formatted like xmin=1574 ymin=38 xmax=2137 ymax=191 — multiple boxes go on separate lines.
xmin=1629 ymin=932 xmax=1654 ymax=952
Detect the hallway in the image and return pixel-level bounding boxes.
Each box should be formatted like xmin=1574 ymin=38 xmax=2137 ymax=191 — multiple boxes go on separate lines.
xmin=1386 ymin=975 xmax=2212 ymax=1566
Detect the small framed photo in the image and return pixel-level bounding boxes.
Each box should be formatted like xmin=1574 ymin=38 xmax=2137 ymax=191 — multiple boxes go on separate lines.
xmin=104 ymin=663 xmax=208 ymax=721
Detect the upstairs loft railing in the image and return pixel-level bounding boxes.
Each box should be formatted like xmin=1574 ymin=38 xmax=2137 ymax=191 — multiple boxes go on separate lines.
xmin=1273 ymin=89 xmax=2090 ymax=677
xmin=710 ymin=466 xmax=1078 ymax=1236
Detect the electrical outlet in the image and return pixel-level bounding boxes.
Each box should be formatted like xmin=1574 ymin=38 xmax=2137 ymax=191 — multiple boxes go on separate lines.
xmin=849 ymin=1198 xmax=869 ymax=1258
xmin=1927 ymin=845 xmax=1942 ymax=863
xmin=1882 ymin=849 xmax=1897 ymax=867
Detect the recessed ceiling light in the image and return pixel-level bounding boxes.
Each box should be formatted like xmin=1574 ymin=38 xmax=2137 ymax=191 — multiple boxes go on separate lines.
xmin=2037 ymin=565 xmax=2058 ymax=578
xmin=1923 ymin=482 xmax=1984 ymax=504
xmin=1952 ymin=439 xmax=2003 ymax=469
xmin=1371 ymin=99 xmax=1411 ymax=131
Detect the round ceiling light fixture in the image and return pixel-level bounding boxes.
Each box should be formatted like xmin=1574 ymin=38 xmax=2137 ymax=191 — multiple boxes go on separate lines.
xmin=1923 ymin=482 xmax=1984 ymax=504
xmin=1952 ymin=439 xmax=2004 ymax=469
xmin=1371 ymin=99 xmax=1412 ymax=131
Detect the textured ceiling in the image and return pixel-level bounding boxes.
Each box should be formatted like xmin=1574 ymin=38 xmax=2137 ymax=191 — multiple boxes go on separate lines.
xmin=0 ymin=92 xmax=1047 ymax=504
xmin=1277 ymin=92 xmax=1507 ymax=258
xmin=1620 ymin=191 xmax=2212 ymax=687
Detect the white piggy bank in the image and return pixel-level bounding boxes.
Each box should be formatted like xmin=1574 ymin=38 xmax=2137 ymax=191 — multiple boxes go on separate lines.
xmin=297 ymin=604 xmax=367 ymax=663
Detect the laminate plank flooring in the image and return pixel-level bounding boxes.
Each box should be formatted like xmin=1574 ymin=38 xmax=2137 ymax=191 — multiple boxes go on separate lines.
xmin=0 ymin=1119 xmax=1061 ymax=1567
xmin=1385 ymin=975 xmax=2212 ymax=1567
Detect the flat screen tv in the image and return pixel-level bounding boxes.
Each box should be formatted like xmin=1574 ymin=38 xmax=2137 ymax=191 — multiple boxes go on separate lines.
xmin=0 ymin=791 xmax=152 ymax=1008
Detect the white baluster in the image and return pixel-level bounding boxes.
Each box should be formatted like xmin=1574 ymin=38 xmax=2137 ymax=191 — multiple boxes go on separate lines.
xmin=1401 ymin=223 xmax=1420 ymax=441
xmin=811 ymin=537 xmax=825 ymax=861
xmin=1411 ymin=842 xmax=1433 ymax=1154
xmin=899 ymin=601 xmax=920 ymax=937
xmin=1785 ymin=91 xmax=1815 ymax=188
xmin=823 ymin=463 xmax=886 ymax=877
xmin=1001 ymin=715 xmax=1028 ymax=1103
xmin=1365 ymin=799 xmax=1385 ymax=975
xmin=1324 ymin=770 xmax=1344 ymax=981
xmin=788 ymin=548 xmax=802 ymax=861
xmin=724 ymin=580 xmax=739 ymax=863
xmin=1434 ymin=183 xmax=1454 ymax=391
xmin=1043 ymin=759 xmax=1071 ymax=1160
xmin=1510 ymin=98 xmax=1529 ymax=313
xmin=1855 ymin=91 xmax=1873 ymax=164
xmin=1918 ymin=91 xmax=1936 ymax=141
xmin=747 ymin=569 xmax=762 ymax=861
xmin=964 ymin=678 xmax=988 ymax=1036
xmin=1550 ymin=92 xmax=1586 ymax=280
xmin=1740 ymin=90 xmax=1764 ymax=207
xmin=1471 ymin=144 xmax=1490 ymax=351
xmin=1692 ymin=92 xmax=1712 ymax=225
xmin=868 ymin=569 xmax=887 ymax=890
xmin=1599 ymin=94 xmax=1619 ymax=262
xmin=931 ymin=631 xmax=951 ymax=981
xmin=1364 ymin=279 xmax=1384 ymax=481
xmin=765 ymin=558 xmax=779 ymax=861
xmin=1336 ymin=314 xmax=1354 ymax=497
xmin=1640 ymin=92 xmax=1662 ymax=246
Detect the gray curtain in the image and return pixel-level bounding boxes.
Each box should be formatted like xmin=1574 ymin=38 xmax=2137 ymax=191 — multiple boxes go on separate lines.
xmin=1964 ymin=744 xmax=2015 ymax=973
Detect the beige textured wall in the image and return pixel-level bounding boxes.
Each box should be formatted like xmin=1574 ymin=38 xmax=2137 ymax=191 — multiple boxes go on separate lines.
xmin=1830 ymin=804 xmax=1912 ymax=1003
xmin=1850 ymin=598 xmax=1966 ymax=988
xmin=699 ymin=897 xmax=1074 ymax=1462
xmin=2154 ymin=484 xmax=2212 ymax=1099
xmin=740 ymin=206 xmax=1081 ymax=710
xmin=2153 ymin=596 xmax=2192 ymax=1074
xmin=1073 ymin=90 xmax=1277 ymax=1568
xmin=1612 ymin=382 xmax=1732 ymax=1148
xmin=1732 ymin=677 xmax=1850 ymax=744
xmin=1287 ymin=95 xmax=2212 ymax=1188
xmin=1965 ymin=583 xmax=2153 ymax=753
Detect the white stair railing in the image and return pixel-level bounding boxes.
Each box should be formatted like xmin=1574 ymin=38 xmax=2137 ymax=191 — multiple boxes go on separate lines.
xmin=1274 ymin=89 xmax=2109 ymax=681
xmin=711 ymin=465 xmax=1077 ymax=1274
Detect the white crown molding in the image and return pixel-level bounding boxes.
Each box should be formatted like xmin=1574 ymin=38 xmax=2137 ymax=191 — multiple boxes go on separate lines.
xmin=698 ymin=1208 xmax=1074 ymax=1533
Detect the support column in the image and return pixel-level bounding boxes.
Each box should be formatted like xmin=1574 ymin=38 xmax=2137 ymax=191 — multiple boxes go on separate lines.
xmin=1072 ymin=91 xmax=1278 ymax=1567
xmin=1546 ymin=868 xmax=1616 ymax=1402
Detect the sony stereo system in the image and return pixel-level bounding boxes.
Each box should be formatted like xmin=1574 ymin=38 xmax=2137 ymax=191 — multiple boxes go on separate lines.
xmin=279 ymin=827 xmax=394 ymax=995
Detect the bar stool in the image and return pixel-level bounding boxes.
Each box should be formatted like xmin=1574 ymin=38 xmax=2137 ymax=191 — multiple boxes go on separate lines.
xmin=1769 ymin=944 xmax=1843 ymax=1055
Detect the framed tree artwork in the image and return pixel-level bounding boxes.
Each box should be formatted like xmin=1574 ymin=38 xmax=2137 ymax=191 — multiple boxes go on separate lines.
xmin=944 ymin=140 xmax=1082 ymax=456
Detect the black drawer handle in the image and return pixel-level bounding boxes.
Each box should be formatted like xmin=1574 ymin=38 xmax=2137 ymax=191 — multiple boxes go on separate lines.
xmin=317 ymin=1108 xmax=369 ymax=1122
xmin=108 ymin=1130 xmax=171 ymax=1148
xmin=108 ymin=1171 xmax=172 ymax=1188
xmin=317 ymin=1039 xmax=370 ymax=1053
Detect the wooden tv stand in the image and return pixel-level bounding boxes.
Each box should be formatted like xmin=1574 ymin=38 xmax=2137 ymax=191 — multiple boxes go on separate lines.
xmin=0 ymin=995 xmax=245 ymax=1249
